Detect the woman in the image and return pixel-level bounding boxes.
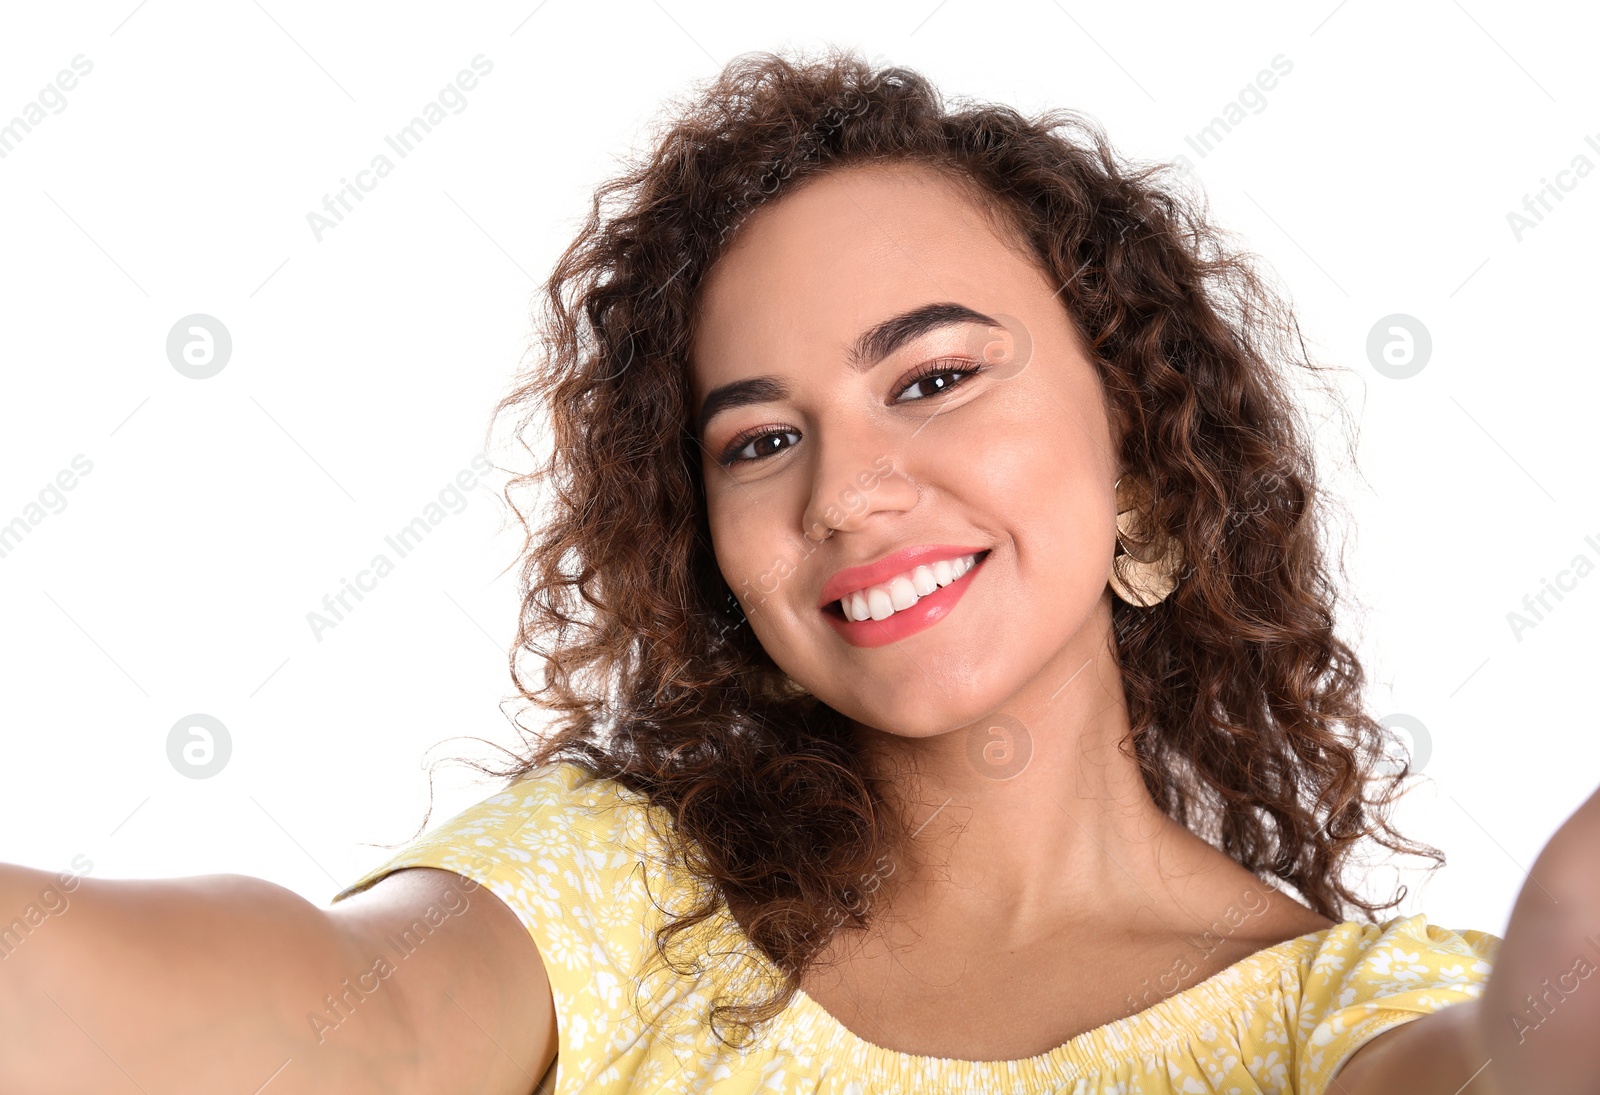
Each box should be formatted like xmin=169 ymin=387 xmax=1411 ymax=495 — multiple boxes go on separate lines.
xmin=2 ymin=47 xmax=1595 ymax=1095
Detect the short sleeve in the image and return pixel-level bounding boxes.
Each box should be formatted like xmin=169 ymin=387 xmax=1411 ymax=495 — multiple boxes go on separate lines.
xmin=329 ymin=762 xmax=674 ymax=1077
xmin=1295 ymin=913 xmax=1500 ymax=1095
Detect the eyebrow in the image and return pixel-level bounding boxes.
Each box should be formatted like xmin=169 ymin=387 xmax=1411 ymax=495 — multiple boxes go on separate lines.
xmin=694 ymin=301 xmax=999 ymax=439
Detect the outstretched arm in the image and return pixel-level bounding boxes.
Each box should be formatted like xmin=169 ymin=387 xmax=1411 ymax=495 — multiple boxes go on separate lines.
xmin=1332 ymin=780 xmax=1600 ymax=1095
xmin=0 ymin=863 xmax=556 ymax=1094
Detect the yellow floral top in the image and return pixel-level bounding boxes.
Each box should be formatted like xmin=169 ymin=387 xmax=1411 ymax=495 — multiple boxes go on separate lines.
xmin=331 ymin=762 xmax=1501 ymax=1095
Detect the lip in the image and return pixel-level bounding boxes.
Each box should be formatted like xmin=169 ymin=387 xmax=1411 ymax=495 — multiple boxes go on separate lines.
xmin=817 ymin=544 xmax=989 ymax=608
xmin=822 ymin=549 xmax=989 ymax=648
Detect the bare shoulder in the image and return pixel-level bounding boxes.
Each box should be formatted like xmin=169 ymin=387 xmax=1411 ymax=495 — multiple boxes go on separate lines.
xmin=1164 ymin=830 xmax=1337 ymax=948
xmin=1177 ymin=848 xmax=1495 ymax=1091
xmin=1249 ymin=884 xmax=1337 ymax=943
xmin=330 ymin=867 xmax=558 ymax=1095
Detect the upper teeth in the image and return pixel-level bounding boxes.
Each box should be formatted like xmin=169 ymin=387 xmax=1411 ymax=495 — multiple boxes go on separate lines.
xmin=838 ymin=553 xmax=979 ymax=622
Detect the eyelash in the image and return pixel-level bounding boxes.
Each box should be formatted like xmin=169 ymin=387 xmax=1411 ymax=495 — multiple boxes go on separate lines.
xmin=714 ymin=357 xmax=987 ymax=468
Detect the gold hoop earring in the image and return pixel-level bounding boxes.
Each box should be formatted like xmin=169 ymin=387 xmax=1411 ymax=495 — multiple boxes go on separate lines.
xmin=1108 ymin=475 xmax=1184 ymax=607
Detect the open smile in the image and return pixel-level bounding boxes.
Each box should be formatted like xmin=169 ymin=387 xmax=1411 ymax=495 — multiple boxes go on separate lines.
xmin=821 ymin=549 xmax=991 ymax=648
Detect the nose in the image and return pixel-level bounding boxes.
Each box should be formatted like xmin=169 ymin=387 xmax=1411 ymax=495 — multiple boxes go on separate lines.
xmin=799 ymin=424 xmax=917 ymax=542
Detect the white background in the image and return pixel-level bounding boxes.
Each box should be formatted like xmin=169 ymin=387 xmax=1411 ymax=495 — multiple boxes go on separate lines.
xmin=1 ymin=0 xmax=1595 ymax=941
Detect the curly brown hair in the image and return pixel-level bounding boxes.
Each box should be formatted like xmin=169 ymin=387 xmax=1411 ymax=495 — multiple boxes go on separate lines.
xmin=473 ymin=45 xmax=1441 ymax=1047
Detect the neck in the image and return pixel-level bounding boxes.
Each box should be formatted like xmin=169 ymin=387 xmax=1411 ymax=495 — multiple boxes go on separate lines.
xmin=846 ymin=594 xmax=1209 ymax=938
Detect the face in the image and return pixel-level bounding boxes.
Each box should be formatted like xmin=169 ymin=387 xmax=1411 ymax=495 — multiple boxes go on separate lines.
xmin=690 ymin=162 xmax=1121 ymax=739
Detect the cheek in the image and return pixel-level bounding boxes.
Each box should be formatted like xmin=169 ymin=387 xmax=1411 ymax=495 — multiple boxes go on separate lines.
xmin=707 ymin=485 xmax=792 ymax=603
xmin=987 ymin=443 xmax=1108 ymax=558
xmin=707 ymin=495 xmax=751 ymax=593
xmin=948 ymin=394 xmax=1114 ymax=598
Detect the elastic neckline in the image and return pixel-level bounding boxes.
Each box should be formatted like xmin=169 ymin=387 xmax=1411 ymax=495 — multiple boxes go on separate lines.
xmin=568 ymin=763 xmax=1356 ymax=1090
xmin=775 ymin=925 xmax=1337 ymax=1090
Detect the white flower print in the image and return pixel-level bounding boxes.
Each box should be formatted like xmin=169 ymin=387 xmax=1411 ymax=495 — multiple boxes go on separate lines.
xmin=328 ymin=766 xmax=1504 ymax=1095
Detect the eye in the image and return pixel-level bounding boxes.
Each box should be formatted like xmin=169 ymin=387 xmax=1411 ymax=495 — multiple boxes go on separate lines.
xmin=894 ymin=357 xmax=987 ymax=402
xmin=717 ymin=426 xmax=801 ymax=467
xmin=716 ymin=355 xmax=985 ymax=467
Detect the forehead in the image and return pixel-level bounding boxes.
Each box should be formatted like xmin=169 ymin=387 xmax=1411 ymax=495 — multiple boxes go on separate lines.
xmin=689 ymin=163 xmax=1045 ymax=396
